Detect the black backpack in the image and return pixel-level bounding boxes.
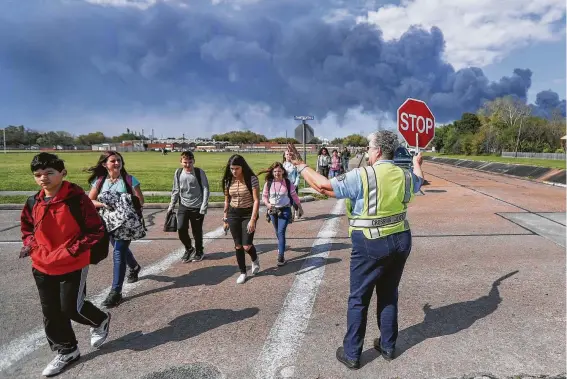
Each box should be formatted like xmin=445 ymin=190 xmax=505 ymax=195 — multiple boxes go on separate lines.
xmin=25 ymin=194 xmax=110 ymax=265
xmin=175 ymin=167 xmax=203 ymax=196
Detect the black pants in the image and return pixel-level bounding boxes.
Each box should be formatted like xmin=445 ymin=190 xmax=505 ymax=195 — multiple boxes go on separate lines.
xmin=318 ymin=166 xmax=329 ymax=178
xmin=33 ymin=267 xmax=107 ymax=353
xmin=227 ymin=206 xmax=258 ymax=273
xmin=177 ymin=204 xmax=204 ymax=253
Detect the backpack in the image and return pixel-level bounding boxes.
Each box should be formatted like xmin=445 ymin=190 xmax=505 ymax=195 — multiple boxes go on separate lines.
xmin=175 ymin=167 xmax=204 ymax=197
xmin=25 ymin=194 xmax=110 ymax=265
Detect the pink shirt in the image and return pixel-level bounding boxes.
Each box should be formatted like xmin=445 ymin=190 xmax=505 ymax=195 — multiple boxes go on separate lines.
xmin=262 ymin=179 xmax=301 ymax=208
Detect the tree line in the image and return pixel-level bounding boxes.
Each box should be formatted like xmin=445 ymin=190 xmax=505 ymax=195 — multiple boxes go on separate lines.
xmin=433 ymin=96 xmax=566 ymax=155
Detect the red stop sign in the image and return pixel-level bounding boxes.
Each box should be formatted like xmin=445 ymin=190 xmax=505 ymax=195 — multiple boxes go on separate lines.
xmin=397 ymin=98 xmax=435 ymax=149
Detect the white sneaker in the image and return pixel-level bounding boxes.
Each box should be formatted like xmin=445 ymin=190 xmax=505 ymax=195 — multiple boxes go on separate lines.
xmin=251 ymin=258 xmax=260 ymax=275
xmin=236 ymin=273 xmax=247 ymax=284
xmin=90 ymin=312 xmax=111 ymax=348
xmin=42 ymin=348 xmax=80 ymax=377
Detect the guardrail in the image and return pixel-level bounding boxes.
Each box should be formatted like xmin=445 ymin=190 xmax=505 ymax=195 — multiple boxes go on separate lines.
xmin=501 ymin=151 xmax=566 ymax=160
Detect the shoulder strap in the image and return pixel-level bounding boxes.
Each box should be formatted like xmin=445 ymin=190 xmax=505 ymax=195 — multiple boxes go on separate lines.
xmin=95 ymin=176 xmax=106 ymax=194
xmin=194 ymin=167 xmax=203 ymax=195
xmin=123 ymin=174 xmax=134 ymax=195
xmin=65 ymin=196 xmax=86 ymax=231
xmin=25 ymin=192 xmax=40 ymax=218
xmin=175 ymin=168 xmax=182 ymax=183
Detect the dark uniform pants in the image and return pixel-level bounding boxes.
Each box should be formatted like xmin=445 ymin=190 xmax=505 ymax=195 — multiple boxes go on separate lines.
xmin=343 ymin=229 xmax=412 ymax=360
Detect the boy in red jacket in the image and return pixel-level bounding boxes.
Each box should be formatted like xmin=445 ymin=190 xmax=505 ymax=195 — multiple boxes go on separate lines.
xmin=20 ymin=153 xmax=111 ymax=377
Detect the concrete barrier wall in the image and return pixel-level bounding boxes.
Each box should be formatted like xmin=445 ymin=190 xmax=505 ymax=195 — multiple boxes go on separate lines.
xmin=424 ymin=156 xmax=566 ymax=185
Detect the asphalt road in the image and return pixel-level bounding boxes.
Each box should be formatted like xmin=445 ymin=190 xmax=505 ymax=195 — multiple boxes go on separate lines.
xmin=0 ymin=162 xmax=564 ymax=379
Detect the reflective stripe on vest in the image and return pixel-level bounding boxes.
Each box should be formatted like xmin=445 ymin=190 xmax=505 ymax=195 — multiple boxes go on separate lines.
xmin=349 ymin=212 xmax=406 ymax=228
xmin=364 ymin=166 xmax=378 ymax=215
xmin=402 ymin=169 xmax=412 ymax=204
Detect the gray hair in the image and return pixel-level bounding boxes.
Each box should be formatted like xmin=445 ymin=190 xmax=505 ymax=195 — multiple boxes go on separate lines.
xmin=367 ymin=130 xmax=400 ymax=160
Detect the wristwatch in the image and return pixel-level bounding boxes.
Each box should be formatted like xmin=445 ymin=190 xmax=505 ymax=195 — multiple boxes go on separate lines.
xmin=222 ymin=217 xmax=228 ymax=222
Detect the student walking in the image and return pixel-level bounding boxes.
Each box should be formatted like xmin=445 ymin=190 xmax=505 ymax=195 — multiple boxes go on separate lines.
xmin=222 ymin=154 xmax=261 ymax=284
xmin=87 ymin=151 xmax=145 ymax=308
xmin=329 ymin=149 xmax=342 ymax=178
xmin=316 ymin=147 xmax=331 ymax=178
xmin=261 ymin=162 xmax=303 ymax=266
xmin=282 ymin=150 xmax=304 ymax=220
xmin=20 ymin=153 xmax=111 ymax=377
xmin=167 ymin=151 xmax=210 ymax=262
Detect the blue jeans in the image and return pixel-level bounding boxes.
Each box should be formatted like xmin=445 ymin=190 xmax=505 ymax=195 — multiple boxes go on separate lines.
xmin=329 ymin=169 xmax=341 ymax=178
xmin=343 ymin=230 xmax=412 ymax=360
xmin=269 ymin=207 xmax=292 ymax=259
xmin=110 ymin=238 xmax=139 ymax=293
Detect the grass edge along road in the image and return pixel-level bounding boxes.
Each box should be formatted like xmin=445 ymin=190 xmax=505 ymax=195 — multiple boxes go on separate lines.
xmin=423 ymin=152 xmax=566 ymax=169
xmin=0 ymin=152 xmax=320 ymax=192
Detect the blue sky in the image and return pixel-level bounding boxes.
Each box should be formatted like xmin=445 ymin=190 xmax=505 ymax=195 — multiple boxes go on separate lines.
xmin=0 ymin=0 xmax=565 ymax=139
xmin=484 ymin=37 xmax=566 ymax=104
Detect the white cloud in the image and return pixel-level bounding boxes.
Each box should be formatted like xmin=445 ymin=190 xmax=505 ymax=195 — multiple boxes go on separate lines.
xmin=358 ymin=0 xmax=566 ymax=68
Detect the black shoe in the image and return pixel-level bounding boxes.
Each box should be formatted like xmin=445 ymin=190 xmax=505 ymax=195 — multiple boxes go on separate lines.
xmin=126 ymin=265 xmax=141 ymax=283
xmin=335 ymin=347 xmax=360 ymax=370
xmin=277 ymin=256 xmax=286 ymax=266
xmin=191 ymin=251 xmax=204 ymax=262
xmin=373 ymin=338 xmax=395 ymax=361
xmin=101 ymin=291 xmax=122 ymax=308
xmin=182 ymin=248 xmax=195 ymax=263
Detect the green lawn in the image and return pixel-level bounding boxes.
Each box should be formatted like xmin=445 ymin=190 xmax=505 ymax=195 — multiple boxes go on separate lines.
xmin=0 ymin=152 xmax=318 ymax=192
xmin=423 ymin=153 xmax=566 ymax=169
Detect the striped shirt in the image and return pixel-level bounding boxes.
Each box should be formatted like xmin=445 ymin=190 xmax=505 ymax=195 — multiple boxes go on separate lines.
xmin=228 ymin=176 xmax=259 ymax=208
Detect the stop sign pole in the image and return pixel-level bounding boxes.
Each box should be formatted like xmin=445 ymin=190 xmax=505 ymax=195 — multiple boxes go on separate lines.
xmin=397 ymin=98 xmax=435 ymax=152
xmin=294 ymin=115 xmax=314 ymax=163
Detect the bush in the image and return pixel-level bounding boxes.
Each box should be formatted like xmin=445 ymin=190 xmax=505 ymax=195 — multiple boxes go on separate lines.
xmin=555 ymin=148 xmax=565 ymax=154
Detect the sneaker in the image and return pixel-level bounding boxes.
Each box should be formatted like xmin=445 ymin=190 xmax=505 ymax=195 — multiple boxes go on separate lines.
xmin=236 ymin=273 xmax=247 ymax=284
xmin=191 ymin=251 xmax=204 ymax=262
xmin=90 ymin=312 xmax=111 ymax=348
xmin=277 ymin=257 xmax=286 ymax=266
xmin=251 ymin=257 xmax=260 ymax=275
xmin=126 ymin=265 xmax=141 ymax=283
xmin=42 ymin=347 xmax=80 ymax=377
xmin=101 ymin=290 xmax=122 ymax=308
xmin=181 ymin=248 xmax=195 ymax=263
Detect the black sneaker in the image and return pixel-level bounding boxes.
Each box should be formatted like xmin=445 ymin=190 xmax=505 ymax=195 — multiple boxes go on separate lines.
xmin=101 ymin=291 xmax=122 ymax=308
xmin=277 ymin=257 xmax=286 ymax=266
xmin=126 ymin=265 xmax=141 ymax=283
xmin=191 ymin=251 xmax=204 ymax=262
xmin=182 ymin=248 xmax=195 ymax=263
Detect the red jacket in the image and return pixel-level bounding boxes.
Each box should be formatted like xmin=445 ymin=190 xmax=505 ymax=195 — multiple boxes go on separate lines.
xmin=20 ymin=181 xmax=105 ymax=275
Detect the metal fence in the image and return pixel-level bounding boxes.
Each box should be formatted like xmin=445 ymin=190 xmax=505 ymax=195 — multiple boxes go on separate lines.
xmin=501 ymin=151 xmax=566 ymax=160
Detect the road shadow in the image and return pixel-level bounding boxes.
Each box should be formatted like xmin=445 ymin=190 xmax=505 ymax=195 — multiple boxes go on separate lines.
xmin=297 ymin=214 xmax=342 ymax=222
xmin=123 ymin=265 xmax=236 ymax=303
xmin=79 ymin=308 xmax=259 ymax=363
xmin=360 ymin=270 xmax=519 ymax=366
xmin=203 ymin=242 xmax=352 ymax=261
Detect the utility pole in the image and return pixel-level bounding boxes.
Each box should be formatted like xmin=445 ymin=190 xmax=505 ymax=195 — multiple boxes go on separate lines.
xmin=2 ymin=127 xmax=6 ymax=154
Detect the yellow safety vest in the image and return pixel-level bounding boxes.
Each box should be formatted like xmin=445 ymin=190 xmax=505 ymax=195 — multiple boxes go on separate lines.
xmin=346 ymin=162 xmax=414 ymax=239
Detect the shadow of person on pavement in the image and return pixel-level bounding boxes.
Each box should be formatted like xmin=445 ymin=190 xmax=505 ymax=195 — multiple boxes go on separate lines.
xmin=360 ymin=270 xmax=519 ymax=366
xmin=122 ymin=265 xmax=237 ymax=303
xmin=79 ymin=308 xmax=259 ymax=364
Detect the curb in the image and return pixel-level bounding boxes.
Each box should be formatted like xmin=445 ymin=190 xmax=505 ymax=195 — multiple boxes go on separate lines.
xmin=0 ymin=195 xmax=318 ymax=211
xmin=425 ymin=158 xmax=566 ymax=188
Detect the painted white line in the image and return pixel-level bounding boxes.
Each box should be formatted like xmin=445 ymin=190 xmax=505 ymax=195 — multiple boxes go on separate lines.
xmin=0 ymin=226 xmax=226 ymax=373
xmin=255 ymin=199 xmax=345 ymax=379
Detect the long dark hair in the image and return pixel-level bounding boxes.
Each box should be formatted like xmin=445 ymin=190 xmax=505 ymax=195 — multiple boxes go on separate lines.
xmin=258 ymin=162 xmax=288 ymax=183
xmin=222 ymin=154 xmax=256 ymax=194
xmin=318 ymin=147 xmax=329 ymax=156
xmin=86 ymin=151 xmax=129 ymax=185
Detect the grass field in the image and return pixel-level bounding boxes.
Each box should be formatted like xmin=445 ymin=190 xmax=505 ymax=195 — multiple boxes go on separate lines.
xmin=0 ymin=152 xmax=318 ymax=192
xmin=423 ymin=153 xmax=566 ymax=169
